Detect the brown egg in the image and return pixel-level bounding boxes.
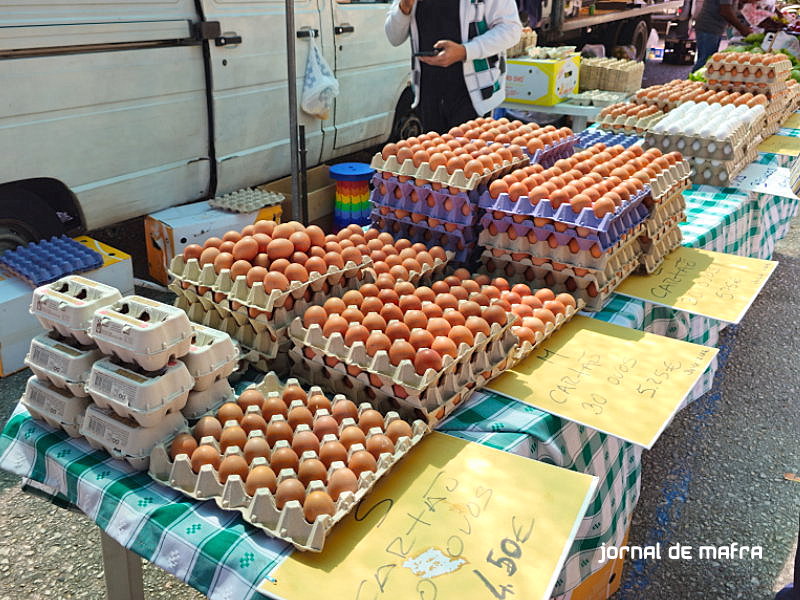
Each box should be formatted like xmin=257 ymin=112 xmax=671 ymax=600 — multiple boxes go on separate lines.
xmin=409 ymin=328 xmax=436 ymax=352
xmin=307 ymin=392 xmax=332 ymax=414
xmin=366 ymin=434 xmax=395 ymax=460
xmin=199 ymin=247 xmax=220 ymax=266
xmin=232 ymin=237 xmax=259 ymax=262
xmin=267 ymin=238 xmax=294 ymax=261
xmin=448 ymin=325 xmax=474 ymax=347
xmin=169 ymin=433 xmax=198 ymax=460
xmin=339 ymin=425 xmax=367 ymax=450
xmin=213 ymin=252 xmax=234 ymax=274
xmin=183 ymin=244 xmax=203 ymax=261
xmin=332 ymin=400 xmax=359 ymax=423
xmin=534 ymin=288 xmax=555 ymax=302
xmin=344 ymin=324 xmax=370 ymax=345
xmin=288 ymin=405 xmax=314 ymax=430
xmin=220 ymin=425 xmax=247 ymax=452
xmin=246 ymin=266 xmax=268 ymax=287
xmin=262 ymin=395 xmax=288 ymax=421
xmin=297 ymin=458 xmax=329 ymax=489
xmin=385 ymin=420 xmax=414 ymax=444
xmin=465 ymin=315 xmax=491 ymax=338
xmin=349 ymin=450 xmax=378 ymax=478
xmin=218 ymin=455 xmax=249 ymax=484
xmin=275 ymin=478 xmax=306 ymax=509
xmin=365 ymin=332 xmax=391 ymax=356
xmin=533 ymin=308 xmax=556 ymax=325
xmin=263 ymin=271 xmax=290 ymax=292
xmin=241 ymin=413 xmax=268 ymax=435
xmin=388 ymin=339 xmax=416 ymax=366
xmin=543 ymin=300 xmax=566 ymax=316
xmin=238 ymin=389 xmax=265 ymax=412
xmin=323 ymin=297 xmax=347 ymax=315
xmin=341 ymin=306 xmax=365 ymax=324
xmin=219 ymin=241 xmax=235 ymax=254
xmin=303 ymin=490 xmax=336 ymax=522
xmin=442 ymin=309 xmax=466 ymax=328
xmin=270 ymin=446 xmax=300 ymax=474
xmin=414 ymin=349 xmax=443 ymax=375
xmin=303 ymin=306 xmax=328 ymax=329
xmin=204 ymin=237 xmax=223 ymax=249
xmin=360 ymin=295 xmax=384 ymax=315
xmin=194 ymin=416 xmax=222 ymax=441
xmin=222 ymin=230 xmax=242 ymax=243
xmin=312 ymin=415 xmax=339 ymax=440
xmin=322 ymin=315 xmax=349 ymax=338
xmin=266 ymin=420 xmax=294 ymax=447
xmin=243 ymin=436 xmax=271 ymax=464
xmin=292 ymin=429 xmax=321 ymax=455
xmin=230 ymin=260 xmax=252 ymax=280
xmin=190 ymin=445 xmax=221 ymax=473
xmin=358 ymin=409 xmax=385 ymax=434
xmin=432 ymin=336 xmax=458 ymax=359
xmin=327 ymin=468 xmax=359 ymax=501
xmin=377 ymin=288 xmax=400 ymax=306
xmin=216 ymin=402 xmax=244 ymax=425
xmin=319 ymin=440 xmax=348 ymax=468
xmin=246 ymin=465 xmax=277 ymax=496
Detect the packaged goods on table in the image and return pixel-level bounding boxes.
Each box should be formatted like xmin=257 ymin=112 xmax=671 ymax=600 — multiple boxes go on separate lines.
xmin=149 ymin=374 xmax=428 ymax=552
xmin=579 ymin=57 xmax=644 ymax=93
xmin=0 ymin=236 xmax=103 ymax=287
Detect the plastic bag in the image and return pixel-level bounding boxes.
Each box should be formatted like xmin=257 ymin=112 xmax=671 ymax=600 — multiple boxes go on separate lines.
xmin=301 ymin=36 xmax=339 ymax=120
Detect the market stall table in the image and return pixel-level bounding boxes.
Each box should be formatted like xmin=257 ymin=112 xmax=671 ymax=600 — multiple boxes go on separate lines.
xmin=1 ymin=155 xmax=798 ymax=600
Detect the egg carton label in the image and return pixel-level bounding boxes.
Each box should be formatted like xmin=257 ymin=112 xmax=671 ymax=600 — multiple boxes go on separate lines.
xmin=30 ymin=345 xmax=68 ymax=375
xmin=92 ymin=371 xmax=137 ymax=405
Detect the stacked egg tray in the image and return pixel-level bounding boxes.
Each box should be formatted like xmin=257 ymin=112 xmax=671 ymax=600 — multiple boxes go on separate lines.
xmin=690 ymin=144 xmax=759 ymax=187
xmin=568 ymin=90 xmax=631 ymax=107
xmin=596 ymin=106 xmax=667 ymax=134
xmin=287 ymin=316 xmax=518 ymax=420
xmin=576 ymin=129 xmax=642 ymax=150
xmin=643 ymin=119 xmax=755 ymax=161
xmin=208 ymin=188 xmax=284 ymax=213
xmin=526 ymin=135 xmax=579 ymax=169
xmin=631 ymin=80 xmax=706 ymax=110
xmin=638 ymin=224 xmax=684 ymax=274
xmin=148 ymin=376 xmax=429 ymax=552
xmin=646 ymin=163 xmax=693 ymax=207
xmin=0 ymin=236 xmax=103 ymax=287
xmin=644 ymin=192 xmax=686 ymax=237
xmin=370 ymin=210 xmax=478 ymax=263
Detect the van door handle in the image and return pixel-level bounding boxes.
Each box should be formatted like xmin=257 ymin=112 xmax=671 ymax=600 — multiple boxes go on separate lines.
xmin=334 ymin=25 xmax=355 ymax=34
xmin=215 ymin=33 xmax=242 ymax=46
xmin=297 ymin=28 xmax=320 ymax=38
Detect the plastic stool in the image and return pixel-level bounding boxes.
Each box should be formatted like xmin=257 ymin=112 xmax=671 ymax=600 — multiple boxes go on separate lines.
xmin=329 ymin=162 xmax=375 ymax=229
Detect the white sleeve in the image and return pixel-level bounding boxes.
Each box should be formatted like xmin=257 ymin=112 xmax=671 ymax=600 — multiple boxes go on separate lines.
xmin=462 ymin=0 xmax=523 ymax=62
xmin=385 ymin=0 xmax=413 ymax=47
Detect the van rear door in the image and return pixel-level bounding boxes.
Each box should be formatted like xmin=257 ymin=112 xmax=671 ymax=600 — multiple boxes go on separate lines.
xmin=198 ymin=0 xmax=326 ymax=195
xmin=0 ymin=1 xmax=211 ymax=231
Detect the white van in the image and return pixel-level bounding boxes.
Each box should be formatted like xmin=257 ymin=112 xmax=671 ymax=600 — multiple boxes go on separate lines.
xmin=0 ymin=0 xmax=417 ymax=251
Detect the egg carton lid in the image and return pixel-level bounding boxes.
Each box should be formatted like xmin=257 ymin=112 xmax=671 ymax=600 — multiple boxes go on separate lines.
xmin=208 ymin=188 xmax=284 ymax=213
xmin=369 ymin=150 xmax=529 ymax=192
xmin=183 ymin=378 xmax=236 ymax=421
xmin=30 ymin=276 xmax=123 ymax=336
xmin=0 ymin=236 xmax=103 ymax=287
xmin=370 ymin=174 xmax=482 ymax=226
xmin=181 ymin=323 xmax=240 ymax=389
xmin=24 ymin=332 xmax=102 ymax=392
xmin=21 ymin=375 xmax=91 ymax=432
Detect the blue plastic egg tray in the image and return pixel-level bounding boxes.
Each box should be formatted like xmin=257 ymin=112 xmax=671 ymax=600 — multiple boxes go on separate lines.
xmin=577 ymin=129 xmax=642 ymax=150
xmin=0 ymin=236 xmax=103 ymax=286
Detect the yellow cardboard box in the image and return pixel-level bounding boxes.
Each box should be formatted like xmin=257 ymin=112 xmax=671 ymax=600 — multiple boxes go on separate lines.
xmin=505 ymin=54 xmax=581 ymax=106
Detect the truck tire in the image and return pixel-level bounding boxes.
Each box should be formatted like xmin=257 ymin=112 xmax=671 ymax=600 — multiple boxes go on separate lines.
xmin=0 ymin=187 xmax=65 ymax=253
xmin=390 ymin=87 xmax=423 ymax=141
xmin=618 ymin=19 xmax=650 ymax=61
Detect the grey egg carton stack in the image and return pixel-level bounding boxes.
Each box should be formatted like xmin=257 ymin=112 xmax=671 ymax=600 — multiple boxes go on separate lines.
xmin=567 ymin=90 xmax=630 ymax=107
xmin=208 ymin=189 xmax=284 ymax=213
xmin=24 ymin=333 xmax=103 ymax=397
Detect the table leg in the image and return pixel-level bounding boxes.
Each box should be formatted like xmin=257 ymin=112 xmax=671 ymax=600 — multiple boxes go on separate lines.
xmin=100 ymin=530 xmax=145 ymax=600
xmin=572 ymin=115 xmax=589 ymax=132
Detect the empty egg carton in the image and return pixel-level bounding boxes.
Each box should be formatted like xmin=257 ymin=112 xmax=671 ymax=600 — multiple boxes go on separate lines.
xmin=89 ymin=295 xmax=193 ymax=371
xmin=80 ymin=404 xmax=186 ymax=470
xmin=207 ymin=188 xmax=284 ymax=213
xmin=30 ymin=276 xmax=122 ymax=345
xmin=183 ymin=378 xmax=236 ymax=421
xmin=0 ymin=236 xmax=103 ymax=287
xmin=24 ymin=333 xmax=103 ymax=397
xmin=21 ymin=375 xmax=91 ymax=438
xmin=638 ymin=225 xmax=684 ymax=273
xmin=182 ymin=323 xmax=239 ymax=391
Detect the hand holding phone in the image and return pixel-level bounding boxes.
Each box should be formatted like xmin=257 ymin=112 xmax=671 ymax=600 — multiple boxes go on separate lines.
xmin=414 ymin=49 xmax=443 ymax=57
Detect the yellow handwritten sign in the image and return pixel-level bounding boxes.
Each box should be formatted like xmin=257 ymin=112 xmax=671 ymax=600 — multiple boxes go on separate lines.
xmin=615 ymin=246 xmax=777 ymax=323
xmin=781 ymin=113 xmax=800 ymax=130
xmin=485 ymin=316 xmax=717 ymax=449
xmin=260 ymin=433 xmax=598 ymax=600
xmin=758 ymin=134 xmax=800 ymax=157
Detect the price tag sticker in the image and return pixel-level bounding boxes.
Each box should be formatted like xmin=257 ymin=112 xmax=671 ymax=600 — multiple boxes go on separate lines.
xmin=485 ymin=316 xmax=718 ymax=449
xmin=260 ymin=433 xmax=598 ymax=600
xmin=615 ymin=246 xmax=777 ymax=323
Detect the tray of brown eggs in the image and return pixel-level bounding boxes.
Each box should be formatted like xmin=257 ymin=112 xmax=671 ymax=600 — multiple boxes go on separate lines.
xmin=149 ymin=374 xmax=428 ymax=552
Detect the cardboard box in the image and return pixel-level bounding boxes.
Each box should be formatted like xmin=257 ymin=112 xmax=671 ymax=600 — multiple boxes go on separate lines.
xmin=259 ymin=164 xmax=336 ymax=223
xmin=506 ymin=54 xmax=581 ymax=106
xmin=0 ymin=237 xmax=133 ymax=377
xmin=144 ymin=201 xmax=282 ymax=284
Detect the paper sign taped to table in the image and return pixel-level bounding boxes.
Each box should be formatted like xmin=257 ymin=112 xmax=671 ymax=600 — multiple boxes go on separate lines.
xmin=781 ymin=113 xmax=800 ymax=130
xmin=260 ymin=432 xmax=598 ymax=600
xmin=758 ymin=134 xmax=800 ymax=157
xmin=485 ymin=316 xmax=717 ymax=449
xmin=615 ymin=246 xmax=777 ymax=323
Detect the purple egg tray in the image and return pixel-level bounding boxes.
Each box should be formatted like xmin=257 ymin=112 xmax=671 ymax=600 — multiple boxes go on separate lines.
xmin=370 ymin=208 xmax=478 ymax=244
xmin=369 ymin=214 xmax=477 ymax=263
xmin=526 ymin=135 xmax=578 ymax=168
xmin=370 ymin=174 xmax=482 ymax=226
xmin=0 ymin=236 xmax=103 ymax=287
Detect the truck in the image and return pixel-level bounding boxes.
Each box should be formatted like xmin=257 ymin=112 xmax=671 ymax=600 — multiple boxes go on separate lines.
xmin=0 ymin=0 xmax=418 ymax=252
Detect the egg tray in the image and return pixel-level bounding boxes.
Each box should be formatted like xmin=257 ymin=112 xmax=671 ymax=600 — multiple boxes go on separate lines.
xmin=575 ymin=129 xmax=642 ymax=150
xmin=24 ymin=332 xmax=103 ymax=398
xmin=526 ymin=135 xmax=579 ymax=169
xmin=369 ymin=217 xmax=477 ymax=263
xmin=207 ymin=188 xmax=284 ymax=213
xmin=507 ymin=299 xmax=585 ymax=370
xmin=30 ymin=276 xmax=122 ymax=345
xmin=643 ymin=125 xmax=754 ymax=161
xmin=0 ymin=236 xmax=103 ymax=287
xmin=362 ymin=252 xmax=451 ymax=288
xmin=21 ymin=376 xmax=91 ymax=438
xmin=638 ymin=226 xmax=683 ymax=274
xmin=369 ymin=208 xmax=477 ymax=244
xmin=648 ymin=171 xmax=693 ymax=206
xmin=370 ymin=173 xmax=481 ymax=226
xmin=169 ymin=253 xmax=372 ymax=317
xmin=706 ymin=79 xmax=787 ymax=97
xmin=370 ymin=190 xmax=481 ymax=230
xmin=568 ymin=90 xmax=631 ymax=107
xmin=704 ymin=61 xmax=791 ymax=83
xmin=287 ymin=307 xmax=515 ymax=393
xmin=183 ymin=323 xmax=239 ymax=392
xmin=369 ymin=150 xmax=529 ymax=192
xmin=639 ymin=217 xmax=684 ymax=254
xmin=690 ymin=146 xmax=758 ymax=187
xmin=478 ymin=187 xmax=650 ymax=251
xmin=596 ymin=112 xmax=666 ymax=135
xmin=85 ymin=357 xmax=194 ymax=428
xmin=80 ymin=403 xmax=187 ymax=471
xmin=644 ymin=193 xmax=686 ymax=236
xmin=184 ymin=378 xmax=237 ymax=422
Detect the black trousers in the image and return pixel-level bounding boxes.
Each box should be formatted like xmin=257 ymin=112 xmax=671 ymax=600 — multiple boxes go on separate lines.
xmin=417 ymin=80 xmax=479 ymax=134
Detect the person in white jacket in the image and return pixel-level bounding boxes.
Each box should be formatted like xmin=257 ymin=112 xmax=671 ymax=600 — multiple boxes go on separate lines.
xmin=385 ymin=0 xmax=522 ymax=133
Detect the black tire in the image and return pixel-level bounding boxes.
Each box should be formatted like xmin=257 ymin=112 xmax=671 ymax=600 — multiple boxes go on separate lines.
xmin=0 ymin=187 xmax=65 ymax=253
xmin=618 ymin=18 xmax=650 ymax=61
xmin=390 ymin=87 xmax=423 ymax=141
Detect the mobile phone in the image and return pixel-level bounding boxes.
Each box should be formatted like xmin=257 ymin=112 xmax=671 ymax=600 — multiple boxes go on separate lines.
xmin=414 ymin=49 xmax=442 ymax=57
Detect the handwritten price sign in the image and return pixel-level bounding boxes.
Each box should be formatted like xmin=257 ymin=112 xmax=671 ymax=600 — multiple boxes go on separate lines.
xmin=261 ymin=433 xmax=597 ymax=600
xmin=758 ymin=134 xmax=800 ymax=157
xmin=616 ymin=247 xmax=777 ymax=323
xmin=486 ymin=316 xmax=718 ymax=448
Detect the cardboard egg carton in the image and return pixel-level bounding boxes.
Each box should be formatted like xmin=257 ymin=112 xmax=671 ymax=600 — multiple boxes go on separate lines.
xmin=24 ymin=333 xmax=102 ymax=397
xmin=207 ymin=188 xmax=284 ymax=213
xmin=370 ymin=173 xmax=481 ymax=226
xmin=645 ymin=192 xmax=686 ymax=236
xmin=90 ymin=295 xmax=193 ymax=371
xmin=149 ymin=387 xmax=428 ymax=551
xmin=704 ymin=58 xmax=791 ymax=83
xmin=638 ymin=225 xmax=683 ymax=274
xmin=568 ymin=90 xmax=631 ymax=107
xmin=182 ymin=323 xmax=239 ymax=391
xmin=21 ymin=375 xmax=91 ymax=438
xmin=706 ymin=79 xmax=787 ymax=97
xmin=183 ymin=378 xmax=236 ymax=421
xmin=690 ymin=145 xmax=758 ymax=186
xmin=507 ymin=298 xmax=585 ymax=369
xmin=369 ymin=151 xmax=529 ymax=192
xmin=86 ymin=358 xmax=194 ymax=428
xmin=80 ymin=403 xmax=186 ymax=470
xmin=370 ymin=217 xmax=477 ymax=263
xmin=596 ymin=111 xmax=666 ymax=135
xmin=30 ymin=276 xmax=122 ymax=345
xmin=648 ymin=167 xmax=692 ymax=205
xmin=644 ymin=125 xmax=753 ymax=160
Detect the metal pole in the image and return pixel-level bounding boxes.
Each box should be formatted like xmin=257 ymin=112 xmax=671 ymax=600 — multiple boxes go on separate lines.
xmin=285 ymin=0 xmax=302 ymax=221
xmin=299 ymin=124 xmax=309 ymax=221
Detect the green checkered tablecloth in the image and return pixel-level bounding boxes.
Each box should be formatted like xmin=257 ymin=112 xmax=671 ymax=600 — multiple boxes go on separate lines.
xmin=1 ymin=167 xmax=797 ymax=600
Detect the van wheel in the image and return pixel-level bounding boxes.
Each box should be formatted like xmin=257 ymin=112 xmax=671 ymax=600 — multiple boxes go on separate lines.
xmin=616 ymin=19 xmax=649 ymax=61
xmin=391 ymin=88 xmax=423 ymax=141
xmin=0 ymin=188 xmax=65 ymax=253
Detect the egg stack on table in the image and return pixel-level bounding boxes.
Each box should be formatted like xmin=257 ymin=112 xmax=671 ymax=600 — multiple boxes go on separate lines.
xmin=476 ymin=142 xmax=690 ymax=310
xmin=21 ymin=276 xmax=239 ymax=470
xmin=368 ymin=117 xmax=576 ymax=264
xmin=149 ymin=373 xmax=428 ymax=551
